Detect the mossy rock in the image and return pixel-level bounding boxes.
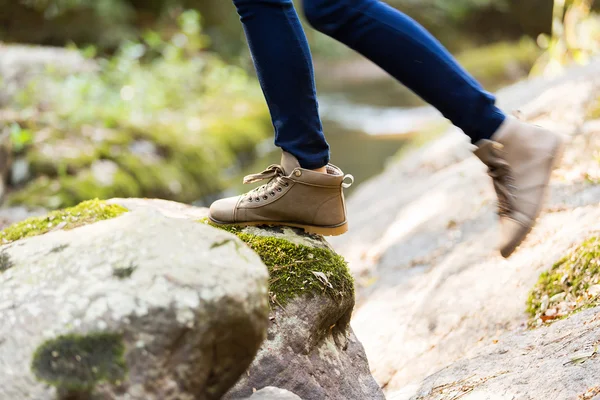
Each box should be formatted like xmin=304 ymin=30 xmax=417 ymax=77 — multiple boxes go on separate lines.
xmin=1 ymin=39 xmax=271 ymax=211
xmin=0 ymin=199 xmax=127 ymax=245
xmin=1 ymin=203 xmax=269 ymax=399
xmin=211 ymin=222 xmax=383 ymax=400
xmin=527 ymin=236 xmax=600 ymax=327
xmin=31 ymin=333 xmax=127 ymax=392
xmin=205 ymin=221 xmax=355 ymax=307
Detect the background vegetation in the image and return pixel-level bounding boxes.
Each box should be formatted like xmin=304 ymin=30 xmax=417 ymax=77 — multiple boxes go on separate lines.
xmin=0 ymin=0 xmax=598 ymax=209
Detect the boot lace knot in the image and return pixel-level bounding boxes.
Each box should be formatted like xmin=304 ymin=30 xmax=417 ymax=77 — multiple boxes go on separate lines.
xmin=243 ymin=165 xmax=287 ymax=202
xmin=486 ymin=148 xmax=516 ymax=217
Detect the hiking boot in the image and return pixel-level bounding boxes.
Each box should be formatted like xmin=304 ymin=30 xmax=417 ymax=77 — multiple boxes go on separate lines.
xmin=209 ymin=152 xmax=354 ymax=236
xmin=475 ymin=116 xmax=565 ymax=258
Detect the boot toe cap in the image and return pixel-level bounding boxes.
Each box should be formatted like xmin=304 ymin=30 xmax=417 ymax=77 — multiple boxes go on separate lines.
xmin=499 ymin=218 xmax=531 ymax=258
xmin=209 ymin=196 xmax=239 ymax=223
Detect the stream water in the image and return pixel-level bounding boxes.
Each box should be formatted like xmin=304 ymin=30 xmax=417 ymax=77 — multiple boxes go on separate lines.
xmin=227 ymin=78 xmax=444 ymax=199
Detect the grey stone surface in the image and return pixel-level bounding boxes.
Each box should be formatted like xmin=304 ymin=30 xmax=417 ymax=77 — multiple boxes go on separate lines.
xmin=0 ymin=206 xmax=269 ymax=399
xmin=246 ymin=387 xmax=303 ymax=400
xmin=330 ymin=59 xmax=600 ymax=398
xmin=410 ymin=306 xmax=600 ymax=400
xmin=226 ymin=294 xmax=384 ymax=400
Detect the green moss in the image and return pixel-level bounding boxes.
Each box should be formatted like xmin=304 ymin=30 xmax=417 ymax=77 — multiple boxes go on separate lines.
xmin=527 ymin=237 xmax=600 ymax=326
xmin=205 ymin=221 xmax=355 ymax=307
xmin=0 ymin=251 xmax=13 ymax=272
xmin=31 ymin=332 xmax=127 ymax=391
xmin=27 ymin=138 xmax=101 ymax=177
xmin=6 ymin=168 xmax=142 ymax=210
xmin=58 ymin=170 xmax=142 ymax=207
xmin=0 ymin=200 xmax=127 ymax=245
xmin=109 ymin=152 xmax=206 ymax=203
xmin=112 ymin=262 xmax=137 ymax=279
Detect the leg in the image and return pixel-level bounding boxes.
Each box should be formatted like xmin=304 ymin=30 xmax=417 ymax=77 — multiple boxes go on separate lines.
xmin=209 ymin=0 xmax=352 ymax=236
xmin=302 ymin=0 xmax=564 ymax=257
xmin=232 ymin=0 xmax=329 ymax=169
xmin=302 ymin=0 xmax=505 ymax=143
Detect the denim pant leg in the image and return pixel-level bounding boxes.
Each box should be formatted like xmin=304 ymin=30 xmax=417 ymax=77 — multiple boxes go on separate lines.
xmin=232 ymin=0 xmax=330 ymax=169
xmin=303 ymin=0 xmax=506 ymax=143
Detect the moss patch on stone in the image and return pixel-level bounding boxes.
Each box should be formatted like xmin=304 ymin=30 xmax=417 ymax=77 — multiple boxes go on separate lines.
xmin=31 ymin=332 xmax=127 ymax=391
xmin=527 ymin=237 xmax=600 ymax=327
xmin=0 ymin=199 xmax=127 ymax=245
xmin=206 ymin=221 xmax=354 ymax=307
xmin=112 ymin=262 xmax=137 ymax=279
xmin=0 ymin=251 xmax=14 ymax=272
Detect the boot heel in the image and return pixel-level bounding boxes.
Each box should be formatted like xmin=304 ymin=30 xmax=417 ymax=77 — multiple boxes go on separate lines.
xmin=302 ymin=222 xmax=348 ymax=237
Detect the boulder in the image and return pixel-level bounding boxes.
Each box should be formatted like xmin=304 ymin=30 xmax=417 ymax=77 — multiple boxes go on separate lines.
xmin=330 ymin=59 xmax=600 ymax=397
xmin=246 ymin=387 xmax=303 ymax=400
xmin=218 ymin=225 xmax=384 ymax=400
xmin=412 ymin=305 xmax=600 ymax=400
xmin=0 ymin=199 xmax=269 ymax=399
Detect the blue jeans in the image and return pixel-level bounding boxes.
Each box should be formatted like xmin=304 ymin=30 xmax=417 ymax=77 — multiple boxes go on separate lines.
xmin=232 ymin=0 xmax=506 ymax=169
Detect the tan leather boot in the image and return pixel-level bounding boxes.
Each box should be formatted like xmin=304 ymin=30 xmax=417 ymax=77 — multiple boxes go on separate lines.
xmin=475 ymin=117 xmax=565 ymax=258
xmin=209 ymin=152 xmax=354 ymax=236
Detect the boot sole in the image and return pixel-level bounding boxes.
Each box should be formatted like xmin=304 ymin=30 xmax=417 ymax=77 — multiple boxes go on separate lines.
xmin=208 ymin=218 xmax=349 ymax=237
xmin=500 ymin=134 xmax=566 ymax=258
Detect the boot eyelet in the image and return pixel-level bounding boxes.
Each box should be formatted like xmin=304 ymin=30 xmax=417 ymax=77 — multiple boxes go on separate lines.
xmin=255 ymin=197 xmax=260 ymax=202
xmin=283 ymin=182 xmax=289 ymax=187
xmin=270 ymin=191 xmax=275 ymax=196
xmin=263 ymin=195 xmax=268 ymax=200
xmin=247 ymin=197 xmax=252 ymax=202
xmin=294 ymin=170 xmax=302 ymax=177
xmin=276 ymin=187 xmax=282 ymax=192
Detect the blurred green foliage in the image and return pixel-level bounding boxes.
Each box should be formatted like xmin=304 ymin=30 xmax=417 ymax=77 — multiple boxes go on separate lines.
xmin=4 ymin=10 xmax=270 ymax=209
xmin=532 ymin=0 xmax=600 ymax=77
xmin=1 ymin=0 xmax=557 ymax=55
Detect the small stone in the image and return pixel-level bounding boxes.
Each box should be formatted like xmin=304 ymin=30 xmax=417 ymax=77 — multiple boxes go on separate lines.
xmin=545 ymin=308 xmax=558 ymax=317
xmin=549 ymin=292 xmax=566 ymax=303
xmin=588 ymin=285 xmax=600 ymax=296
xmin=540 ymin=295 xmax=550 ymax=313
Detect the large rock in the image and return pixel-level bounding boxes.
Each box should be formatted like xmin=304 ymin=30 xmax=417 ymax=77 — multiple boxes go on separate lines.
xmin=0 ymin=199 xmax=269 ymax=399
xmin=218 ymin=225 xmax=384 ymax=400
xmin=412 ymin=305 xmax=600 ymax=400
xmin=330 ymin=59 xmax=600 ymax=398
